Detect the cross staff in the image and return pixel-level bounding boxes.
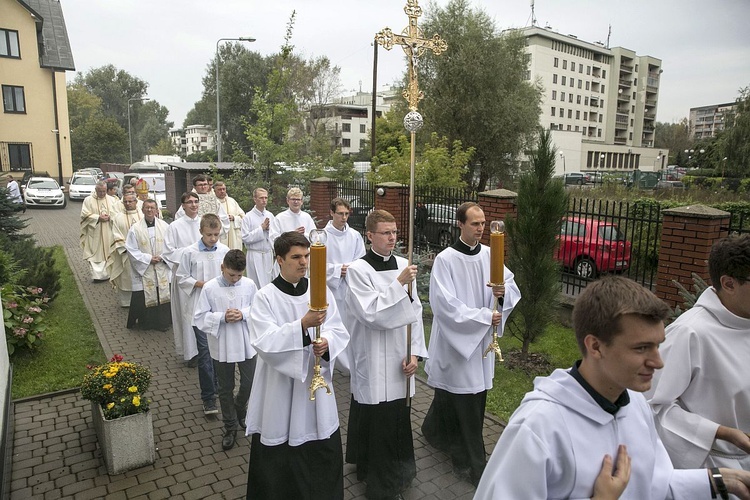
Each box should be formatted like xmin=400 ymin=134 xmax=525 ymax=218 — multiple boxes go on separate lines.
xmin=376 ymin=0 xmax=446 ymax=405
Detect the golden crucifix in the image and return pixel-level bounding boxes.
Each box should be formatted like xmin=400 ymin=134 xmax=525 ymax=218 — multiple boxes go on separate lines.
xmin=376 ymin=0 xmax=447 ymax=405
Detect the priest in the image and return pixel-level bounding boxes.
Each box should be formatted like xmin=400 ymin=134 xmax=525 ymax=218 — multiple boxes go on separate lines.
xmin=245 ymin=231 xmax=349 ymax=500
xmin=80 ymin=181 xmax=122 ymax=282
xmin=422 ymin=202 xmax=521 ymax=486
xmin=214 ymin=181 xmax=245 ymax=250
xmin=240 ymin=188 xmax=278 ymax=288
xmin=344 ymin=209 xmax=427 ymax=499
xmin=125 ymin=199 xmax=171 ymax=331
xmin=107 ymin=193 xmax=143 ymax=307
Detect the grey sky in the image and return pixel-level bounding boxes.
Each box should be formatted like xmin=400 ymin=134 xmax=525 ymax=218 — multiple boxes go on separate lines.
xmin=61 ymin=0 xmax=750 ymax=128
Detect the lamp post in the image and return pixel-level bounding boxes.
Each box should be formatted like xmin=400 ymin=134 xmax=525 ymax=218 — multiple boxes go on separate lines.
xmin=559 ymin=151 xmax=566 ymax=174
xmin=128 ymin=96 xmax=150 ymax=164
xmin=596 ymin=152 xmax=605 ymax=169
xmin=216 ymin=36 xmax=256 ymax=163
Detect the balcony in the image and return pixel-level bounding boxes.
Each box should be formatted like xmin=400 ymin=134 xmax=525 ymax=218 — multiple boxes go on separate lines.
xmin=614 ymin=137 xmax=627 ymax=145
xmin=620 ymin=63 xmax=634 ymax=73
xmin=618 ymin=78 xmax=632 ymax=88
xmin=617 ymin=92 xmax=630 ymax=102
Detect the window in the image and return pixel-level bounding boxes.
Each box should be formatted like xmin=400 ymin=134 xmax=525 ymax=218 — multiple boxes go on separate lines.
xmin=601 ymin=85 xmax=606 ymax=93
xmin=586 ymin=81 xmax=590 ymax=91
xmin=629 ymin=132 xmax=633 ymax=140
xmin=580 ymin=64 xmax=584 ymax=74
xmin=561 ymin=92 xmax=566 ymax=101
xmin=587 ymin=66 xmax=591 ymax=75
xmin=583 ymin=112 xmax=588 ymax=120
xmin=360 ymin=139 xmax=366 ymax=149
xmin=342 ymin=123 xmax=351 ymax=132
xmin=563 ymin=60 xmax=567 ymax=70
xmin=576 ymin=110 xmax=580 ymax=119
xmin=602 ymin=69 xmax=606 ymax=78
xmin=631 ymin=105 xmax=635 ymax=112
xmin=599 ymin=115 xmax=603 ymax=122
xmin=585 ymin=97 xmax=589 ymax=105
xmin=360 ymin=124 xmax=366 ymax=133
xmin=598 ymin=129 xmax=602 ymax=138
xmin=8 ymin=143 xmax=31 ymax=170
xmin=524 ymin=70 xmax=531 ymax=80
xmin=342 ymin=138 xmax=351 ymax=147
xmin=553 ymin=74 xmax=558 ymax=84
xmin=630 ymin=119 xmax=634 ymax=126
xmin=568 ymin=94 xmax=573 ymax=103
xmin=570 ymin=79 xmax=574 ymax=88
xmin=2 ymin=85 xmax=25 ymax=113
xmin=561 ymin=76 xmax=567 ymax=86
xmin=578 ymin=79 xmax=582 ymax=89
xmin=634 ymin=78 xmax=637 ymax=85
xmin=554 ymin=57 xmax=559 ymax=68
xmin=567 ymin=125 xmax=572 ymax=131
xmin=568 ymin=109 xmax=572 ymax=119
xmin=559 ymin=108 xmax=564 ymax=117
xmin=575 ymin=125 xmax=580 ymax=132
xmin=0 ymin=29 xmax=20 ymax=58
xmin=635 ymin=64 xmax=639 ymax=72
xmin=632 ymin=92 xmax=636 ymax=99
xmin=577 ymin=95 xmax=581 ymax=104
xmin=551 ymin=123 xmax=557 ymax=130
xmin=571 ymin=62 xmax=576 ymax=72
xmin=551 ymin=106 xmax=556 ymax=115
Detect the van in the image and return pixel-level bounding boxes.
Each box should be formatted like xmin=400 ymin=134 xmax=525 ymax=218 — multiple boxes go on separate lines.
xmin=125 ymin=172 xmax=167 ymax=211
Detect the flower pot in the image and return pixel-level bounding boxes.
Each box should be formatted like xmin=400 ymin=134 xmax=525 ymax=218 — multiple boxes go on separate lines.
xmin=91 ymin=402 xmax=155 ymax=474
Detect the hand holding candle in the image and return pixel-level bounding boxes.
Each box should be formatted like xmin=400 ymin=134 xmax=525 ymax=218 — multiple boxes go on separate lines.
xmin=489 ymin=220 xmax=505 ymax=285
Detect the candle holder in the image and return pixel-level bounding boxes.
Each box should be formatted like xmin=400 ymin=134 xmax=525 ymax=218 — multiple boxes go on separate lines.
xmin=484 ymin=221 xmax=504 ymax=361
xmin=308 ymin=229 xmax=331 ymax=401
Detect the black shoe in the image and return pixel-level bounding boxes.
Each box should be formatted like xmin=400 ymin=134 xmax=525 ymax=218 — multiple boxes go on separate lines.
xmin=222 ymin=429 xmax=236 ymax=450
xmin=203 ymin=401 xmax=219 ymax=415
xmin=187 ymin=356 xmax=198 ymax=368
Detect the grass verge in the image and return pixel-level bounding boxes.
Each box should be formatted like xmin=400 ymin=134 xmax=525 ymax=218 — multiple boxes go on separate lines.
xmin=11 ymin=246 xmax=105 ymax=399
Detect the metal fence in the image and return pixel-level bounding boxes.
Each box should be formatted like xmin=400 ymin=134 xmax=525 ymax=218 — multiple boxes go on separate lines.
xmin=338 ymin=180 xmax=375 ymax=237
xmin=726 ymin=208 xmax=750 ymax=235
xmin=559 ymin=198 xmax=662 ymax=296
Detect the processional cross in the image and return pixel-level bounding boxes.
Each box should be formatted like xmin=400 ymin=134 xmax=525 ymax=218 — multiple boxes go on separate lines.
xmin=376 ymin=0 xmax=447 ymax=404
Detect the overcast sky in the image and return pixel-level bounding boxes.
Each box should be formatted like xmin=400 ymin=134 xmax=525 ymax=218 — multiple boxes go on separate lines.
xmin=60 ymin=0 xmax=750 ymax=128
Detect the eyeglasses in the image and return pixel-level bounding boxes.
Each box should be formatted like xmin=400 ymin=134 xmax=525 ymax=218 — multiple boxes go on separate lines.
xmin=288 ymin=198 xmax=303 ymax=202
xmin=372 ymin=230 xmax=399 ymax=237
xmin=334 ymin=212 xmax=350 ymax=217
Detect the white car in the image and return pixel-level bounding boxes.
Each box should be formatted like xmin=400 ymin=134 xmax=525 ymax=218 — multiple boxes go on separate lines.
xmin=125 ymin=173 xmax=167 ymax=211
xmin=24 ymin=177 xmax=66 ymax=209
xmin=68 ymin=175 xmax=98 ymax=200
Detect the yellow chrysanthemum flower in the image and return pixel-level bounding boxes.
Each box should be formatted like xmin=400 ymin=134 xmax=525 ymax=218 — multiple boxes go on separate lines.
xmin=107 ymin=402 xmax=115 ymax=409
xmin=103 ymin=384 xmax=112 ymax=390
xmin=133 ymin=396 xmax=141 ymax=407
xmin=128 ymin=386 xmax=138 ymax=393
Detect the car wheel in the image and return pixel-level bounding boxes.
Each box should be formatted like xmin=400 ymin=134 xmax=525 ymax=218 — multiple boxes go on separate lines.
xmin=574 ymin=257 xmax=597 ymax=279
xmin=438 ymin=231 xmax=454 ymax=248
xmin=61 ymin=199 xmax=67 ymax=209
xmin=577 ymin=179 xmax=584 ymax=185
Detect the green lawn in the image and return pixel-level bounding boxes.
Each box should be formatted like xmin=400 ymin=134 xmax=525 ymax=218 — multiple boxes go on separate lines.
xmin=11 ymin=246 xmax=105 ymax=399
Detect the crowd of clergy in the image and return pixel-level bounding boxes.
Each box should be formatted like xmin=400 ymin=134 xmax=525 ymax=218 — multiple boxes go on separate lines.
xmin=77 ymin=174 xmax=750 ymax=500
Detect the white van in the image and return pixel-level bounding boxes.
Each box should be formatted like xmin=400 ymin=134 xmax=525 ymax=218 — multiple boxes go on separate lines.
xmin=125 ymin=172 xmax=167 ymax=211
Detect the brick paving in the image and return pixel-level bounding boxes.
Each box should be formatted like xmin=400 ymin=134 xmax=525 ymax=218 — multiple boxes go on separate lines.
xmin=8 ymin=203 xmax=505 ymax=499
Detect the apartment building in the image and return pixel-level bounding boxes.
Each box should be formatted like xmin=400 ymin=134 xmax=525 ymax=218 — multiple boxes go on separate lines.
xmin=1 ymin=0 xmax=75 ymax=182
xmin=169 ymin=125 xmax=215 ymax=157
xmin=689 ymin=101 xmax=737 ymax=141
xmin=520 ymin=26 xmax=664 ymax=172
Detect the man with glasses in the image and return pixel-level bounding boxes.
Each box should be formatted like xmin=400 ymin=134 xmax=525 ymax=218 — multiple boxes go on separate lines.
xmin=174 ymin=174 xmax=230 ymax=235
xmin=273 ymin=187 xmax=317 ymax=238
xmin=344 ymin=209 xmax=427 ymax=499
xmin=647 ymin=233 xmax=750 ymax=472
xmin=241 ymin=188 xmax=278 ymax=288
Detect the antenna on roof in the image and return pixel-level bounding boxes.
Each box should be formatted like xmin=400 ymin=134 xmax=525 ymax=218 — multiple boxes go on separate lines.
xmin=606 ymin=24 xmax=611 ymax=49
xmin=530 ymin=0 xmax=537 ymax=27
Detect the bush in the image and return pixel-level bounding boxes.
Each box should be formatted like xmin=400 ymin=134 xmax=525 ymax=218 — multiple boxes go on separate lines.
xmin=81 ymin=355 xmax=152 ymax=419
xmin=2 ymin=284 xmax=50 ymax=356
xmin=0 ymin=235 xmax=61 ymax=300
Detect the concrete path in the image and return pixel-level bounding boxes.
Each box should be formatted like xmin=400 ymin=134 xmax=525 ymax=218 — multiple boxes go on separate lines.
xmin=8 ymin=203 xmax=505 ymax=499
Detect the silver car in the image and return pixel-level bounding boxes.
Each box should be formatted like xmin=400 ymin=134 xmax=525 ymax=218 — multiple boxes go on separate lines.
xmin=24 ymin=177 xmax=66 ymax=209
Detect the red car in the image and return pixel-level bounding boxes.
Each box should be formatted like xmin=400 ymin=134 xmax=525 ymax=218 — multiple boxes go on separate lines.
xmin=556 ymin=217 xmax=631 ymax=278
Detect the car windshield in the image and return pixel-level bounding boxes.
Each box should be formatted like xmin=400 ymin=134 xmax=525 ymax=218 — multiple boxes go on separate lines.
xmin=29 ymin=179 xmax=59 ymax=189
xmin=139 ymin=176 xmax=165 ymax=192
xmin=72 ymin=177 xmax=97 ymax=185
xmin=599 ymin=225 xmax=625 ymax=242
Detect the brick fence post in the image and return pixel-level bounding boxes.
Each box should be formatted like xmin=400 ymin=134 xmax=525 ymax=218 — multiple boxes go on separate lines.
xmin=655 ymin=205 xmax=730 ymax=309
xmin=374 ymin=182 xmax=408 ymax=244
xmin=477 ymin=189 xmax=518 ymax=247
xmin=309 ymin=177 xmax=338 ymax=228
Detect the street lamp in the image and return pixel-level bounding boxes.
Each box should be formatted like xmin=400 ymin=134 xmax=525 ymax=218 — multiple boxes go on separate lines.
xmin=128 ymin=96 xmax=150 ymax=164
xmin=559 ymin=151 xmax=566 ymax=174
xmin=596 ymin=153 xmax=605 ymax=169
xmin=216 ymin=36 xmax=256 ymax=163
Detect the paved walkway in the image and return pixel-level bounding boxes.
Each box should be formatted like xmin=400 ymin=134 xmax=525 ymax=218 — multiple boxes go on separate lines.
xmin=8 ymin=203 xmax=505 ymax=499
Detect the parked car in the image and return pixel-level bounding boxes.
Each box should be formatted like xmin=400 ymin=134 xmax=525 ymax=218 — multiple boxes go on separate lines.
xmin=418 ymin=203 xmax=460 ymax=248
xmin=68 ymin=174 xmax=98 ymax=200
xmin=556 ymin=172 xmax=591 ymax=185
xmin=125 ymin=173 xmax=167 ymax=211
xmin=76 ymin=167 xmax=105 ymax=179
xmin=23 ymin=177 xmax=66 ymax=209
xmin=654 ymin=180 xmax=685 ymax=190
xmin=555 ymin=217 xmax=631 ymax=278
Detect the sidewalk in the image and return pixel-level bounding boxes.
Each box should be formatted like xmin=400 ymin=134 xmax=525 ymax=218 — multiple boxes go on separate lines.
xmin=8 ymin=204 xmax=505 ymax=499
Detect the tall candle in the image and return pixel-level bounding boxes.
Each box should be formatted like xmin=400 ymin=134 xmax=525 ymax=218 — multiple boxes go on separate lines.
xmin=490 ymin=231 xmax=505 ymax=285
xmin=309 ymin=243 xmax=327 ymax=310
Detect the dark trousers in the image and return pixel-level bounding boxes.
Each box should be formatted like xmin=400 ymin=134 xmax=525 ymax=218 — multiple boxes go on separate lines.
xmin=422 ymin=388 xmax=488 ymax=485
xmin=193 ymin=326 xmax=217 ymax=403
xmin=127 ymin=290 xmax=171 ymax=330
xmin=213 ymin=357 xmax=256 ymax=431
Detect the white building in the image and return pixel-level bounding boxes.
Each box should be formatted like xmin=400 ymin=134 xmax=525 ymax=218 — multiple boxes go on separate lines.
xmin=520 ymin=26 xmax=665 ymax=173
xmin=305 ymin=86 xmax=400 ymax=156
xmin=169 ymin=124 xmax=215 ymax=157
xmin=689 ymin=101 xmax=737 ymax=141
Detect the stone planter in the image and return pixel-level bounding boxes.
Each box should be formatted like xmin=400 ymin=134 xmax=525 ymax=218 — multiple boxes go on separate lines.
xmin=91 ymin=402 xmax=155 ymax=474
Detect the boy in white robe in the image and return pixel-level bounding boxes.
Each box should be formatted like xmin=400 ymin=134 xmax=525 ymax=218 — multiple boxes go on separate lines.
xmin=272 ymin=187 xmax=317 ymax=238
xmin=172 ymin=174 xmax=230 ymax=235
xmin=647 ymin=234 xmax=750 ymax=470
xmin=194 ymin=249 xmax=257 ymax=450
xmin=475 ymin=276 xmax=750 ymax=500
xmin=246 ymin=231 xmax=349 ymax=500
xmin=125 ymin=199 xmax=171 ymax=331
xmin=345 ymin=209 xmax=428 ymax=499
xmin=240 ymin=188 xmax=278 ymax=288
xmin=163 ymin=192 xmax=202 ymax=363
xmin=422 ymin=202 xmax=521 ymax=486
xmin=176 ymin=213 xmax=229 ymax=416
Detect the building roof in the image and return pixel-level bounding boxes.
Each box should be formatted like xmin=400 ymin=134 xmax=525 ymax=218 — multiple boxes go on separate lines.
xmin=167 ymin=162 xmax=245 ymax=172
xmin=16 ymin=0 xmax=75 ymax=71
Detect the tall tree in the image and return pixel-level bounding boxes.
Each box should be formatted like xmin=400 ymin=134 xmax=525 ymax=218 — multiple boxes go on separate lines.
xmin=654 ymin=118 xmax=692 ymax=164
xmin=506 ymin=129 xmax=568 ymax=357
xmin=419 ymin=0 xmax=542 ymax=191
xmin=718 ymin=85 xmax=750 ymax=178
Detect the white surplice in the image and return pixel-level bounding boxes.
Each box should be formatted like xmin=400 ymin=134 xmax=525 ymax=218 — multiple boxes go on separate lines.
xmin=345 ymin=251 xmax=427 ymax=404
xmin=425 ymin=245 xmax=521 ymax=393
xmin=272 ymin=209 xmax=317 ymax=238
xmin=125 ymin=218 xmax=171 ymax=303
xmin=245 ymin=279 xmax=349 ymax=447
xmin=194 ymin=276 xmax=257 ymax=363
xmin=475 ymin=369 xmax=710 ymax=500
xmin=647 ymin=287 xmax=750 ymax=470
xmin=240 ymin=206 xmax=278 ymax=288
